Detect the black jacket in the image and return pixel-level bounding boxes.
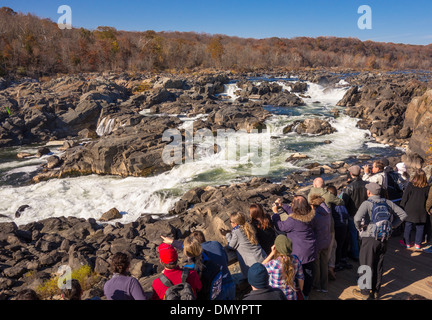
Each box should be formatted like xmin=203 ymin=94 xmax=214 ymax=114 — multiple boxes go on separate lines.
xmin=400 ymin=183 xmax=430 ymax=224
xmin=342 ymin=177 xmax=369 ymax=217
xmin=243 ymin=287 xmax=287 ymax=300
xmin=251 ymin=218 xmax=277 ymax=256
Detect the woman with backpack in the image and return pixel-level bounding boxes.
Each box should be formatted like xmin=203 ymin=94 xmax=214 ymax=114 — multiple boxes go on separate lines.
xmin=249 ymin=203 xmax=277 ymax=255
xmin=220 ymin=212 xmax=267 ymax=279
xmin=181 ymin=235 xmax=224 ymax=300
xmin=161 ymin=230 xmax=236 ymax=300
xmin=262 ymin=234 xmax=305 ymax=300
xmin=400 ymin=169 xmax=431 ymax=250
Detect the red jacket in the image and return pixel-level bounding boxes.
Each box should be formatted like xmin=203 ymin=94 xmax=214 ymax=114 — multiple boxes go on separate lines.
xmin=151 ymin=267 xmax=202 ymax=300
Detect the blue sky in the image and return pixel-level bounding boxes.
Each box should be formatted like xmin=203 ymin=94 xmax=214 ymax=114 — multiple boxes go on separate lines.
xmin=3 ymin=0 xmax=432 ymax=45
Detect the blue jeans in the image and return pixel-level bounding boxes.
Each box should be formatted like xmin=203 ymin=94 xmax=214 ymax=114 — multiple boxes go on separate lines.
xmin=404 ymin=222 xmax=425 ymax=246
xmin=348 ymin=217 xmax=359 ymax=259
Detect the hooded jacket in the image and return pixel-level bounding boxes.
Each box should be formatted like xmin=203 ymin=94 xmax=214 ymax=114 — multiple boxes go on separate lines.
xmin=311 ymin=200 xmax=332 ymax=251
xmin=272 ymin=209 xmax=317 ymax=265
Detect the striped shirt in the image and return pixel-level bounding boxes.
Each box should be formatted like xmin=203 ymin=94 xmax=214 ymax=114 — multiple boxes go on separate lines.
xmin=264 ymin=255 xmax=304 ymax=300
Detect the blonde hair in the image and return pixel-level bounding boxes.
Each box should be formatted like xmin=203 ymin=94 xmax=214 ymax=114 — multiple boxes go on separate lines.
xmin=183 ymin=236 xmax=203 ymax=258
xmin=274 ymin=251 xmax=295 ymax=289
xmin=183 ymin=235 xmax=204 ymax=275
xmin=230 ymin=212 xmax=258 ymax=245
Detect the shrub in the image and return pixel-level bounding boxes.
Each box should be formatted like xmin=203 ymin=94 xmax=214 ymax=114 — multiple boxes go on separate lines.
xmin=36 ymin=265 xmax=100 ymax=300
xmin=132 ymin=82 xmax=152 ymax=94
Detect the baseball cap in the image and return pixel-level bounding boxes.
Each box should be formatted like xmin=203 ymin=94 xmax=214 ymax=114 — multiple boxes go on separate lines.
xmin=365 ymin=182 xmax=381 ymax=195
xmin=348 ymin=165 xmax=361 ymax=176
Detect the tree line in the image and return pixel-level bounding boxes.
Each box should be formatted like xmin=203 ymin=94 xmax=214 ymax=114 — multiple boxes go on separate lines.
xmin=1 ymin=6 xmax=432 ymax=78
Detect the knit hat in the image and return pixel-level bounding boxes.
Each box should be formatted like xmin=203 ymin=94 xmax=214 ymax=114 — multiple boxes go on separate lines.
xmin=274 ymin=234 xmax=293 ymax=256
xmin=365 ymin=182 xmax=381 ymax=195
xmin=247 ymin=263 xmax=269 ymax=289
xmin=396 ymin=162 xmax=407 ymax=173
xmin=158 ymin=243 xmax=178 ymax=264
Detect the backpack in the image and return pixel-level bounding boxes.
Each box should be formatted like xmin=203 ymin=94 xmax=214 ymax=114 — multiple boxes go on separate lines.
xmin=207 ymin=264 xmax=223 ymax=300
xmin=185 ymin=251 xmax=223 ymax=300
xmin=368 ymin=198 xmax=393 ymax=241
xmin=159 ymin=268 xmax=196 ymax=300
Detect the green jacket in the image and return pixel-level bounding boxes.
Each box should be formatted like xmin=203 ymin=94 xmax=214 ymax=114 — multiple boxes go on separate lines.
xmin=308 ymin=187 xmax=345 ymax=208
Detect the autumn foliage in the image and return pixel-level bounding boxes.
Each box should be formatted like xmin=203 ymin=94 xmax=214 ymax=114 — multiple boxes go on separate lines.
xmin=1 ymin=7 xmax=432 ymax=78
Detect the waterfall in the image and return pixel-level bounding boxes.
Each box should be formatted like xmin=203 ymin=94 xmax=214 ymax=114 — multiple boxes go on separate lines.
xmin=96 ymin=117 xmax=116 ymax=136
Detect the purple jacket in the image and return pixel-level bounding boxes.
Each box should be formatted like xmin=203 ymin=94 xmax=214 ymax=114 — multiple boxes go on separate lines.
xmin=104 ymin=274 xmax=147 ymax=300
xmin=311 ymin=203 xmax=332 ymax=251
xmin=272 ymin=210 xmax=317 ymax=265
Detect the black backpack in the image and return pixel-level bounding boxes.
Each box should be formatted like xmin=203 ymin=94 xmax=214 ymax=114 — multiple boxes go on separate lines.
xmin=159 ymin=268 xmax=196 ymax=300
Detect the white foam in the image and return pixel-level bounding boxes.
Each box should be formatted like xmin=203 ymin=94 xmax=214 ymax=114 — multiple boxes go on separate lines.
xmin=96 ymin=117 xmax=116 ymax=136
xmin=4 ymin=165 xmax=41 ymax=175
xmin=306 ymin=115 xmax=371 ymax=163
xmin=302 ymin=82 xmax=348 ymax=106
xmin=178 ymin=114 xmax=208 ymax=130
xmin=0 ymin=174 xmax=180 ymax=226
xmin=276 ymin=81 xmax=293 ymax=92
xmin=223 ymin=83 xmax=240 ymax=101
xmin=365 ymin=142 xmax=390 ymax=148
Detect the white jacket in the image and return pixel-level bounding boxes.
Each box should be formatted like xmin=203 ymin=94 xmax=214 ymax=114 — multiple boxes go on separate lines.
xmin=363 ymin=171 xmax=387 ymax=189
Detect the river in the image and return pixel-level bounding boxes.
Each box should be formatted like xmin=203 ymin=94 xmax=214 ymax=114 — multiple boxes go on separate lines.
xmin=0 ymin=77 xmax=403 ymax=226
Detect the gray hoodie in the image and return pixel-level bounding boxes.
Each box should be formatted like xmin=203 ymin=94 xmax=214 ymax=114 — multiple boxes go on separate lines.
xmin=354 ymin=195 xmax=407 ymax=239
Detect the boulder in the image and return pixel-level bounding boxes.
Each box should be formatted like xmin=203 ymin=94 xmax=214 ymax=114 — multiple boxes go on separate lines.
xmin=403 ymin=89 xmax=432 ymax=158
xmin=262 ymin=91 xmax=306 ymax=107
xmin=50 ymin=116 xmax=183 ymax=179
xmin=15 ymin=205 xmax=30 ymax=218
xmin=17 ymin=152 xmax=32 ymax=159
xmin=285 ymin=118 xmax=336 ymax=136
xmin=99 ymin=208 xmax=122 ymax=222
xmin=0 ymin=222 xmax=18 ymax=241
xmin=337 ymin=86 xmax=359 ymax=107
xmin=153 ymin=77 xmax=185 ymax=90
xmin=94 ymin=257 xmax=110 ymax=275
xmin=46 ymin=155 xmax=61 ymax=169
xmin=36 ymin=147 xmax=50 ymax=158
xmin=289 ymin=81 xmax=308 ymax=93
xmin=110 ymin=238 xmax=138 ymax=256
xmin=286 ymin=153 xmax=309 ymax=162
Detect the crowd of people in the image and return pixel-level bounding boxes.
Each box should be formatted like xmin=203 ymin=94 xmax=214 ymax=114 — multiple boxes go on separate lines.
xmin=13 ymin=158 xmax=432 ymax=301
